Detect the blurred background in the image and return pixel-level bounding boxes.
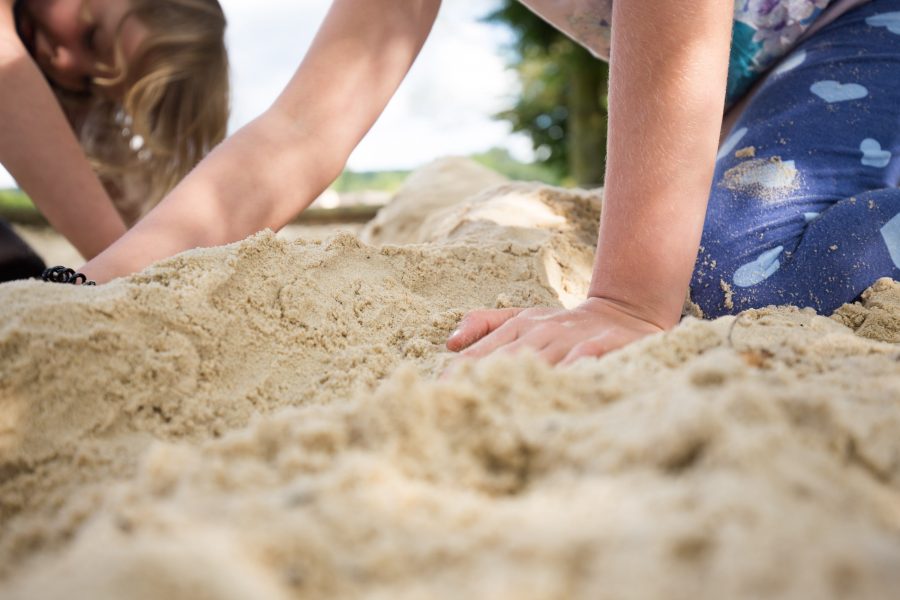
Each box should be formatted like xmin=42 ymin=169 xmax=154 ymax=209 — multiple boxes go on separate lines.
xmin=0 ymin=0 xmax=609 ymax=223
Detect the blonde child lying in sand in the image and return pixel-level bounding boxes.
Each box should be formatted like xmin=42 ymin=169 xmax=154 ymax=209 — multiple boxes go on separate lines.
xmin=29 ymin=0 xmax=900 ymax=364
xmin=0 ymin=0 xmax=228 ymax=281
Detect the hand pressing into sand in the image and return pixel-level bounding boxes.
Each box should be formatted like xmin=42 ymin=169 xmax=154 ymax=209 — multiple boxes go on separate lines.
xmin=446 ymin=298 xmax=665 ymax=365
xmin=445 ymin=0 xmax=733 ymax=367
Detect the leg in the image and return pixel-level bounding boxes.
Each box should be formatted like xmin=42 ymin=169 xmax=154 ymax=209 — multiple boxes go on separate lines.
xmin=692 ymin=0 xmax=900 ymax=317
xmin=0 ymin=219 xmax=45 ymax=283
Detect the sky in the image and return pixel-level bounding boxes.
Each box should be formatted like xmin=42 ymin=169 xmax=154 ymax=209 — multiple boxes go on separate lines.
xmin=0 ymin=0 xmax=531 ymax=188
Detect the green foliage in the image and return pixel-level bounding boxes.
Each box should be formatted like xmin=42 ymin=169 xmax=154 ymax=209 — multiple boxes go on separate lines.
xmin=0 ymin=189 xmax=42 ymax=226
xmin=0 ymin=188 xmax=35 ymax=211
xmin=331 ymin=170 xmax=409 ymax=194
xmin=486 ymin=1 xmax=609 ymax=186
xmin=331 ymin=148 xmax=562 ymax=195
xmin=0 ymin=146 xmax=559 ymax=221
xmin=470 ymin=147 xmax=562 ymax=184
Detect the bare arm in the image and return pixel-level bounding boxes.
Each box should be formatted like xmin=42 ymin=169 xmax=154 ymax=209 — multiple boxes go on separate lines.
xmin=83 ymin=0 xmax=442 ymax=282
xmin=0 ymin=4 xmax=126 ymax=259
xmin=591 ymin=0 xmax=732 ymax=326
xmin=449 ymin=0 xmax=733 ymax=363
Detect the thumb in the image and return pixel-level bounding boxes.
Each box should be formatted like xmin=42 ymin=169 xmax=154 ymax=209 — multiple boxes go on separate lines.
xmin=446 ymin=308 xmax=526 ymax=352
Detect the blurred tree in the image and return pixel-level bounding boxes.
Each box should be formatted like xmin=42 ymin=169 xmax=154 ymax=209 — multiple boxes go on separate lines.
xmin=471 ymin=147 xmax=562 ymax=184
xmin=486 ymin=2 xmax=609 ymax=187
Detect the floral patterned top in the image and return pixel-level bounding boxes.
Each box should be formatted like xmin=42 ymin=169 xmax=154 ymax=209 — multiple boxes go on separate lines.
xmin=518 ymin=0 xmax=866 ymax=106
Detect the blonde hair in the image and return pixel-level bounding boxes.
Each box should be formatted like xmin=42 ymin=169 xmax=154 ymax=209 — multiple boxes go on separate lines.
xmin=68 ymin=0 xmax=229 ymax=225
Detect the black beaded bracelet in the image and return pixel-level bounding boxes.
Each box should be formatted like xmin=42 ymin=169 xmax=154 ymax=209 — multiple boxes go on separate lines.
xmin=41 ymin=266 xmax=97 ymax=286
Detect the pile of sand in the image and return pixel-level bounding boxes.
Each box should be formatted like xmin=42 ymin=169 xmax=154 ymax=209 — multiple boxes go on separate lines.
xmin=1 ymin=158 xmax=898 ymax=599
xmin=360 ymin=157 xmax=508 ymax=246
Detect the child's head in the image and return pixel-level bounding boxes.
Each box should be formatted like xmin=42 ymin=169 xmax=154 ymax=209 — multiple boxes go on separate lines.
xmin=15 ymin=0 xmax=229 ymax=223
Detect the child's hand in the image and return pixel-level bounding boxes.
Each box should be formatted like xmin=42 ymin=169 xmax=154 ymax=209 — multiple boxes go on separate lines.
xmin=446 ymin=298 xmax=665 ymax=365
xmin=446 ymin=0 xmax=733 ymax=368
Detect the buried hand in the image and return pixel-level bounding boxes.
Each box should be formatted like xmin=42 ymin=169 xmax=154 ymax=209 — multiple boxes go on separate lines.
xmin=446 ymin=297 xmax=666 ymax=366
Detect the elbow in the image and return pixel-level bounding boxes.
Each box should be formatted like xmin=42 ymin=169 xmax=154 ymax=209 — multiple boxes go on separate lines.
xmin=0 ymin=37 xmax=26 ymax=68
xmin=255 ymin=108 xmax=350 ymax=206
xmin=0 ymin=20 xmax=27 ymax=66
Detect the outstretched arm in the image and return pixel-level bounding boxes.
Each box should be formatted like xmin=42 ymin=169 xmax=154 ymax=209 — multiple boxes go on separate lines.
xmin=0 ymin=2 xmax=126 ymax=259
xmin=82 ymin=0 xmax=442 ymax=282
xmin=448 ymin=0 xmax=733 ymax=363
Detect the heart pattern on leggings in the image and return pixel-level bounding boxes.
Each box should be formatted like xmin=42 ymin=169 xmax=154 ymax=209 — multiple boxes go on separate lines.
xmin=866 ymin=12 xmax=900 ymax=34
xmin=860 ymin=138 xmax=892 ymax=168
xmin=733 ymin=246 xmax=784 ymax=288
xmin=810 ymin=80 xmax=868 ymax=102
xmin=773 ymin=50 xmax=807 ymax=76
xmin=881 ymin=212 xmax=900 ymax=269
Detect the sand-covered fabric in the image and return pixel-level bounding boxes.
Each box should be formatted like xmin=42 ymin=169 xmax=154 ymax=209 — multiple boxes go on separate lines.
xmin=1 ymin=159 xmax=899 ymax=599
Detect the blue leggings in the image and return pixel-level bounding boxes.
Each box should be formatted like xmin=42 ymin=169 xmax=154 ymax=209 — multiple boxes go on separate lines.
xmin=691 ymin=0 xmax=900 ymax=317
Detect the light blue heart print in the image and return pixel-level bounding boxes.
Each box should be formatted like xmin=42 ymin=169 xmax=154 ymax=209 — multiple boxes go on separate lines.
xmin=860 ymin=138 xmax=892 ymax=168
xmin=881 ymin=212 xmax=900 ymax=269
xmin=733 ymin=246 xmax=784 ymax=288
xmin=803 ymin=212 xmax=821 ymax=223
xmin=867 ymin=12 xmax=900 ymax=34
xmin=717 ymin=127 xmax=748 ymax=162
xmin=773 ymin=50 xmax=807 ymax=76
xmin=810 ymin=80 xmax=868 ymax=102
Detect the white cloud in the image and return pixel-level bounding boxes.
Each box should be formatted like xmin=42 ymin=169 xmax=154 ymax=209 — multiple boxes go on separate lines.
xmin=222 ymin=0 xmax=530 ymax=171
xmin=349 ymin=1 xmax=532 ymax=170
xmin=220 ymin=0 xmax=329 ymax=129
xmin=1 ymin=0 xmax=530 ymax=189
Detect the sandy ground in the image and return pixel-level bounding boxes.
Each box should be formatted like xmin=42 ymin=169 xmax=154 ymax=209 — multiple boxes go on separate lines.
xmin=13 ymin=222 xmax=362 ymax=269
xmin=1 ymin=158 xmax=899 ymax=599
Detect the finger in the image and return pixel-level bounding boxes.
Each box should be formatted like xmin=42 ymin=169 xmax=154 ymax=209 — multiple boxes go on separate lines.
xmin=442 ymin=327 xmax=534 ymax=380
xmin=559 ymin=337 xmax=615 ymax=366
xmin=536 ymin=340 xmax=577 ymax=366
xmin=459 ymin=317 xmax=526 ymax=358
xmin=495 ymin=331 xmax=554 ymax=358
xmin=446 ymin=308 xmax=526 ymax=352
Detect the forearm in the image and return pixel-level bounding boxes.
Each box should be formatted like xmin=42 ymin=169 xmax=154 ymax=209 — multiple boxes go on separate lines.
xmin=83 ymin=112 xmax=341 ymax=281
xmin=0 ymin=24 xmax=126 ymax=259
xmin=83 ymin=0 xmax=441 ymax=282
xmin=590 ymin=0 xmax=732 ymax=327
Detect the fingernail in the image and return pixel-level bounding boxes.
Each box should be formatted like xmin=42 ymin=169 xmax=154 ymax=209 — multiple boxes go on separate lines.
xmin=448 ymin=328 xmax=461 ymax=340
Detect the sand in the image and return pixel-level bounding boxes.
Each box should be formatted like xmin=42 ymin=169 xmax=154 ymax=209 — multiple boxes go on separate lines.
xmin=360 ymin=157 xmax=509 ymax=246
xmin=1 ymin=158 xmax=899 ymax=599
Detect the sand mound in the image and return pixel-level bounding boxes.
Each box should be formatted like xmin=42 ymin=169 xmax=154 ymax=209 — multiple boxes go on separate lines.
xmin=359 ymin=157 xmax=508 ymax=245
xmin=832 ymin=277 xmax=900 ymax=343
xmin=0 ymin=230 xmax=562 ymax=571
xmin=1 ymin=164 xmax=899 ymax=599
xmin=367 ymin=175 xmax=602 ymax=308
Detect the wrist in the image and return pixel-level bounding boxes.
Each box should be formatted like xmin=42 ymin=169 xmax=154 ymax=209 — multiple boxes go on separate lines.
xmin=586 ymin=286 xmax=685 ymax=330
xmin=588 ymin=201 xmax=704 ymax=330
xmin=578 ymin=296 xmax=668 ymax=335
xmin=79 ymin=237 xmax=145 ymax=284
xmin=42 ymin=265 xmax=97 ymax=286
